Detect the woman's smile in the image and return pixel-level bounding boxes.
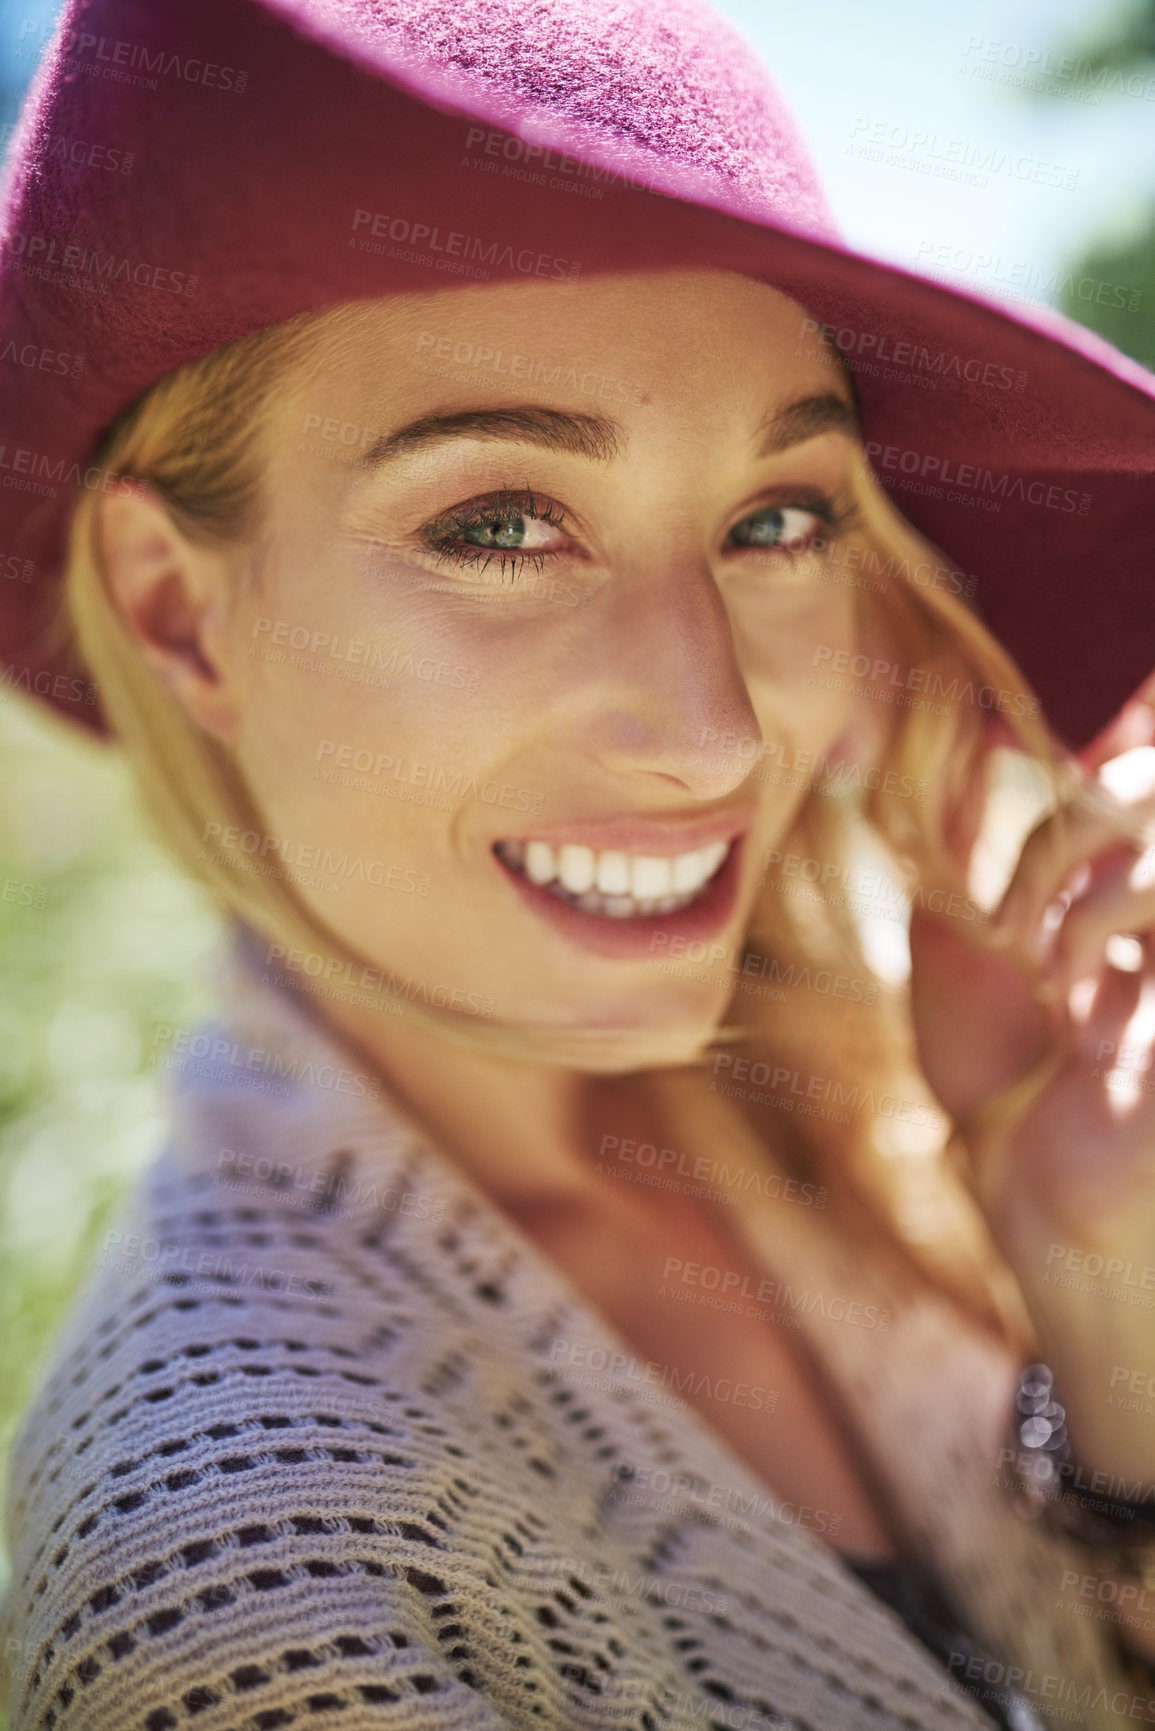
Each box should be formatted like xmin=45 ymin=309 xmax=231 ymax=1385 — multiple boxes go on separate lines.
xmin=491 ymin=825 xmax=748 ymax=960
xmin=496 ymin=832 xmax=731 ymax=914
xmin=491 ymin=800 xmax=747 ymax=917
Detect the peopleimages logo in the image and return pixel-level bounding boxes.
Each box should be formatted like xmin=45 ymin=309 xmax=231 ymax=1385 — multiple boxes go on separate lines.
xmin=3 ymin=230 xmax=197 ymax=295
xmin=350 ymin=209 xmax=580 ymax=281
xmin=266 ymin=943 xmax=496 ymax=1019
xmin=0 ymin=121 xmax=133 ymax=177
xmin=313 ymin=740 xmax=545 ymax=814
xmin=960 ymin=35 xmax=1155 ymax=103
xmin=151 ymin=1026 xmax=382 ymax=1099
xmin=809 ymin=644 xmax=1041 ymax=719
xmin=250 ymin=616 xmax=481 ymax=691
xmin=710 ymin=1054 xmax=941 ymax=1130
xmin=0 ymin=661 xmax=98 ymax=707
xmin=801 ymin=316 xmax=1026 ymax=392
xmin=914 ymin=241 xmax=1142 ymax=312
xmin=548 ymin=1337 xmax=779 ymax=1414
xmin=98 ymin=1230 xmax=331 ymax=1300
xmin=848 ymin=118 xmax=1078 ymax=189
xmin=59 ymin=29 xmax=248 ymax=92
xmin=0 ymin=338 xmax=84 ymax=378
xmin=865 ymin=440 xmax=1090 ymax=513
xmin=462 ymin=125 xmax=666 ymax=197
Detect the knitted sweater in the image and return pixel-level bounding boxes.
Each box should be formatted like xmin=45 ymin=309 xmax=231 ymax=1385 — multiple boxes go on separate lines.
xmin=1 ymin=931 xmax=1151 ymax=1731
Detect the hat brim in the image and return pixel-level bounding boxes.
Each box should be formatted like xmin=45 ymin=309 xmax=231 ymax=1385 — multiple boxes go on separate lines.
xmin=2 ymin=0 xmax=1153 ymax=749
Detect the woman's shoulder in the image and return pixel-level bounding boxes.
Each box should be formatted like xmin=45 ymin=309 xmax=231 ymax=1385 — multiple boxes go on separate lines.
xmin=0 ymin=1141 xmax=495 ymax=1726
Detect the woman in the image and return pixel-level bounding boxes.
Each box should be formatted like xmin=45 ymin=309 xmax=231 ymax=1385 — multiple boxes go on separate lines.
xmin=1 ymin=0 xmax=1154 ymax=1726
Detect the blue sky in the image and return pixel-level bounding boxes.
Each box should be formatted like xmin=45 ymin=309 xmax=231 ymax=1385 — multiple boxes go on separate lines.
xmin=3 ymin=0 xmax=1151 ymax=311
xmin=708 ymin=0 xmax=1154 ymax=306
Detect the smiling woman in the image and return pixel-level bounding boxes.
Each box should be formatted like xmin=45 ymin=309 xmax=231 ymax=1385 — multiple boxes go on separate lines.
xmin=63 ymin=276 xmax=1003 ymax=1061
xmin=3 ymin=0 xmax=1155 ymax=1729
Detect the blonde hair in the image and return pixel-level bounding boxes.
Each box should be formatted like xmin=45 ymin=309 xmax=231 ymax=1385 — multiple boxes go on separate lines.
xmin=62 ymin=296 xmax=1097 ymax=1343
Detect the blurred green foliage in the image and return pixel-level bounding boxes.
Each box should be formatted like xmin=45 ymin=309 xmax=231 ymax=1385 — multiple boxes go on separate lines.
xmin=1036 ymin=0 xmax=1155 ymax=364
xmin=1058 ymin=221 xmax=1155 ymax=367
xmin=1060 ymin=0 xmax=1155 ymax=73
xmin=0 ymin=690 xmax=223 ymax=1661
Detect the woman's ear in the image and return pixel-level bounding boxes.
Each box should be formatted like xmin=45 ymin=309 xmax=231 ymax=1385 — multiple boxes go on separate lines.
xmin=97 ymin=480 xmax=244 ymax=744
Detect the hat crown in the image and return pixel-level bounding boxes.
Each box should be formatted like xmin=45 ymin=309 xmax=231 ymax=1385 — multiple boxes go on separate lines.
xmin=1 ymin=0 xmax=1151 ymax=750
xmin=269 ymin=0 xmax=837 ymax=234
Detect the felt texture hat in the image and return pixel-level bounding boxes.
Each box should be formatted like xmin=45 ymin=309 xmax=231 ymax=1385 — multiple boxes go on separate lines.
xmin=0 ymin=0 xmax=1152 ymax=749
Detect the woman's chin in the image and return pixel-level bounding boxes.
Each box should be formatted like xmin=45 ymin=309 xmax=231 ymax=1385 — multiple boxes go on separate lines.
xmin=499 ymin=992 xmax=730 ymax=1071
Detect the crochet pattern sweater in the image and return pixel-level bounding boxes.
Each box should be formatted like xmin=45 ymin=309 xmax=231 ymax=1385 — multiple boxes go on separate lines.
xmin=1 ymin=931 xmax=1151 ymax=1731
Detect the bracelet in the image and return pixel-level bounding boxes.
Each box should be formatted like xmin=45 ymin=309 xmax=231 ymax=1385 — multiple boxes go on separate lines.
xmin=1005 ymin=1362 xmax=1155 ymax=1583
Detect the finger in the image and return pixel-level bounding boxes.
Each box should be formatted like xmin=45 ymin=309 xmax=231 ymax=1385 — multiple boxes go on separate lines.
xmin=1048 ymin=848 xmax=1155 ymax=992
xmin=993 ymin=747 xmax=1155 ymax=947
xmin=1075 ymin=967 xmax=1155 ymax=1189
xmin=907 ymin=903 xmax=1052 ymax=1123
xmin=1066 ymin=939 xmax=1150 ymax=1064
xmin=991 ymin=796 xmax=1141 ymax=950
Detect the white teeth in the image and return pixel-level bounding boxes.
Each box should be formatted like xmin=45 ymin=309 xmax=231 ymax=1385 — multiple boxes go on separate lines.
xmin=595 ymin=851 xmax=632 ymax=896
xmin=631 ymin=856 xmax=672 ymax=899
xmin=671 ymin=847 xmax=708 ymax=893
xmin=701 ymin=839 xmax=729 ymax=875
xmin=557 ymin=843 xmax=596 ymax=894
xmin=525 ymin=840 xmax=556 ymax=885
xmin=494 ymin=834 xmax=734 ymax=919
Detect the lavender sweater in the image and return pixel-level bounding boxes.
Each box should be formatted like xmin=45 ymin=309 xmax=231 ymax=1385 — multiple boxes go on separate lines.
xmin=1 ymin=933 xmax=1147 ymax=1730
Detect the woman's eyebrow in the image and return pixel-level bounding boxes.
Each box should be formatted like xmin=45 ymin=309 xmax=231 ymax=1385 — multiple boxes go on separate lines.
xmin=358 ymin=405 xmax=622 ymax=467
xmin=755 ymin=393 xmax=860 ymax=455
xmin=356 ymin=391 xmax=859 ymax=470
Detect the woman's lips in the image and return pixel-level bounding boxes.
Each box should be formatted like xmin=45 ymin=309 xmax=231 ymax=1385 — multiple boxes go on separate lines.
xmin=492 ymin=831 xmax=747 ymax=961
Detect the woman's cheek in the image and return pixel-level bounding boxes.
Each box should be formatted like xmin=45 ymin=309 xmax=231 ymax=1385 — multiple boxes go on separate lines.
xmin=735 ymin=576 xmax=855 ymax=683
xmin=741 ymin=583 xmax=858 ymax=743
xmin=229 ymin=593 xmax=523 ymax=846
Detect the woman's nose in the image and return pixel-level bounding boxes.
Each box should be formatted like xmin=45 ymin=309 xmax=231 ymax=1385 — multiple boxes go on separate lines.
xmin=584 ymin=562 xmax=764 ymax=800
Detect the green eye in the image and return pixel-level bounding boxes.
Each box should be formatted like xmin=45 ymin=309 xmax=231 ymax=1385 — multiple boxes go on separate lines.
xmin=420 ymin=484 xmax=571 ymax=583
xmin=729 ymin=505 xmax=824 ymax=551
xmin=463 ymin=514 xmax=528 ymax=550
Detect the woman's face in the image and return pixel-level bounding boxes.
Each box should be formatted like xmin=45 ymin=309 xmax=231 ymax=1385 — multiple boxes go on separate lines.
xmin=204 ymin=269 xmax=862 ymax=1038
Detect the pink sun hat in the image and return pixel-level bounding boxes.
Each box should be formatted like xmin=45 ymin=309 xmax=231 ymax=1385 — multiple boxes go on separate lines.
xmin=1 ymin=0 xmax=1153 ymax=751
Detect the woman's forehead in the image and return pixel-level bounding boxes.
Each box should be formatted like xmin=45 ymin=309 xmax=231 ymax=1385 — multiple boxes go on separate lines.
xmin=306 ymin=270 xmax=817 ymax=358
xmin=283 ymin=272 xmax=850 ymax=442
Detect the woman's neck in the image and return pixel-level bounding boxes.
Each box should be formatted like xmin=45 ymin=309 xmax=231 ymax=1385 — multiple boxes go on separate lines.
xmin=304 ymin=988 xmax=601 ymax=1211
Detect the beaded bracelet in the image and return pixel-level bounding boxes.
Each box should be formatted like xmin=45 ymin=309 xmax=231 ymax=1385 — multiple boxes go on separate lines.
xmin=1005 ymin=1362 xmax=1155 ymax=1585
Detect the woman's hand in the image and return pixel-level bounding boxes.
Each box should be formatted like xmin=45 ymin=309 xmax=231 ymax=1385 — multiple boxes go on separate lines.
xmin=907 ymin=682 xmax=1155 ymax=1480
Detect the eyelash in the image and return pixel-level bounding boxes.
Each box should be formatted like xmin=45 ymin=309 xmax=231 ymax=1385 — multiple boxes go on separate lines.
xmin=422 ymin=484 xmax=569 ymax=582
xmin=735 ymin=495 xmax=861 ymax=564
xmin=419 ymin=484 xmax=859 ymax=583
